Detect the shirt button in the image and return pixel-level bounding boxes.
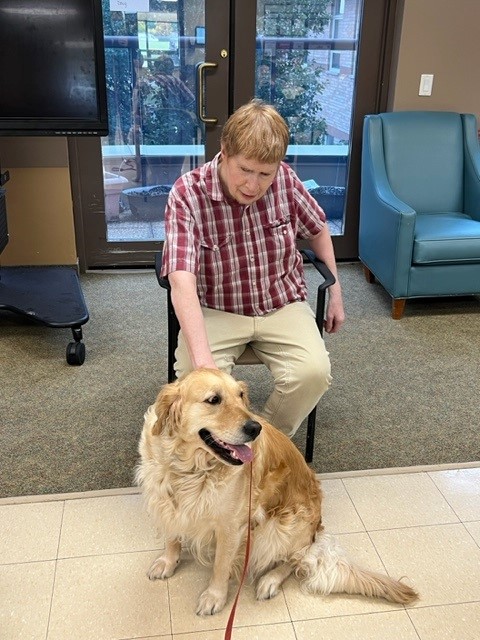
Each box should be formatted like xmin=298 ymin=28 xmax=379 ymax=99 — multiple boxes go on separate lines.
xmin=250 ymin=257 xmax=255 ymax=262
xmin=213 ymin=244 xmax=218 ymax=250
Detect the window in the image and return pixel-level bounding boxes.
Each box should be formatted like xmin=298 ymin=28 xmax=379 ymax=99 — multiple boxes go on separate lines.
xmin=329 ymin=0 xmax=345 ymax=72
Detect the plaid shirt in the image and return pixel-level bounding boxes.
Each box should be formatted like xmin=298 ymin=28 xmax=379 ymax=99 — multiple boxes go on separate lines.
xmin=161 ymin=153 xmax=326 ymax=316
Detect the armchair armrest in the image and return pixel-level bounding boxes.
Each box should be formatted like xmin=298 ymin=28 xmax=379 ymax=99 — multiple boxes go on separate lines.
xmin=300 ymin=249 xmax=335 ymax=337
xmin=462 ymin=113 xmax=480 ymax=220
xmin=359 ymin=115 xmax=417 ymax=297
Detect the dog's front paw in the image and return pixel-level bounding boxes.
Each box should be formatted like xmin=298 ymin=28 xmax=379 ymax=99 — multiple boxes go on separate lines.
xmin=196 ymin=587 xmax=227 ymax=616
xmin=256 ymin=573 xmax=281 ymax=600
xmin=147 ymin=555 xmax=179 ymax=580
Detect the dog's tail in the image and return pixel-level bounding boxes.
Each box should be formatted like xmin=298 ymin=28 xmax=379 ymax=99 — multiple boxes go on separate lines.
xmin=295 ymin=533 xmax=418 ymax=605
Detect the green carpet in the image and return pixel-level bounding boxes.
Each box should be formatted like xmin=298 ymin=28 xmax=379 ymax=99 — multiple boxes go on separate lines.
xmin=1 ymin=262 xmax=479 ymax=498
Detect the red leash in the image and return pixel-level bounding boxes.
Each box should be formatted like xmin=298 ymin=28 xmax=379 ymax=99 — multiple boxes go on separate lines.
xmin=224 ymin=461 xmax=253 ymax=640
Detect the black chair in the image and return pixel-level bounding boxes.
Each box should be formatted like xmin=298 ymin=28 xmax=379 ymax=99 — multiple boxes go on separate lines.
xmin=154 ymin=249 xmax=335 ymax=462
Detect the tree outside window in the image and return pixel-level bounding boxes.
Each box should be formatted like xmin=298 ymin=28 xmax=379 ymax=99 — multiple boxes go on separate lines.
xmin=255 ymin=0 xmax=331 ymax=144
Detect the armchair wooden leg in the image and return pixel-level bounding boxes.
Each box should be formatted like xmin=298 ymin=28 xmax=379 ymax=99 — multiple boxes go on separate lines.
xmin=362 ymin=265 xmax=375 ymax=284
xmin=392 ymin=298 xmax=406 ymax=319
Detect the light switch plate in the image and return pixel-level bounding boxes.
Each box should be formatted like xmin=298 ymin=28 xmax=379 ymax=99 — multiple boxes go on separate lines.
xmin=419 ymin=74 xmax=434 ymax=96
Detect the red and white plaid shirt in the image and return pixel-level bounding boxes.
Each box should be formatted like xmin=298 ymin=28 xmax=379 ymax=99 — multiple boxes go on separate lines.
xmin=161 ymin=153 xmax=326 ymax=316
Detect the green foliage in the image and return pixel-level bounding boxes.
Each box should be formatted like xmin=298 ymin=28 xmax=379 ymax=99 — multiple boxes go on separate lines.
xmin=256 ymin=0 xmax=330 ymax=36
xmin=256 ymin=0 xmax=331 ymax=144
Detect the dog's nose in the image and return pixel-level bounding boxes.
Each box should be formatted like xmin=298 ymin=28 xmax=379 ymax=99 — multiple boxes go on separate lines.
xmin=242 ymin=419 xmax=262 ymax=441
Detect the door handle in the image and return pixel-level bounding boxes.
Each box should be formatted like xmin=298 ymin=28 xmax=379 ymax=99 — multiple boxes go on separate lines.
xmin=196 ymin=62 xmax=218 ymax=124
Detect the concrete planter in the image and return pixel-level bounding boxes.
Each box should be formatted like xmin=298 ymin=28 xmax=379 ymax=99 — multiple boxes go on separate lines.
xmin=122 ymin=184 xmax=172 ymax=221
xmin=308 ymin=185 xmax=346 ymax=220
xmin=103 ymin=172 xmax=129 ymax=222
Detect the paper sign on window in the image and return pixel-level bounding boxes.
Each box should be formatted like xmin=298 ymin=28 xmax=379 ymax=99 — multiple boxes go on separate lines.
xmin=109 ymin=0 xmax=149 ymax=13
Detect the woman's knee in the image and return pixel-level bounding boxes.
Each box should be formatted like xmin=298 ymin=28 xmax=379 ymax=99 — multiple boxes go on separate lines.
xmin=288 ymin=346 xmax=331 ymax=389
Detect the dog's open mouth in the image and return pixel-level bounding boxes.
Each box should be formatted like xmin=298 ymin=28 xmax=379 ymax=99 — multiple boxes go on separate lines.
xmin=199 ymin=429 xmax=254 ymax=465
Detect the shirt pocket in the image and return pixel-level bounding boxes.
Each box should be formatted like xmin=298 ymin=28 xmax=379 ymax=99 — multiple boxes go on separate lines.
xmin=199 ymin=232 xmax=233 ymax=286
xmin=199 ymin=232 xmax=232 ymax=253
xmin=265 ymin=217 xmax=296 ymax=259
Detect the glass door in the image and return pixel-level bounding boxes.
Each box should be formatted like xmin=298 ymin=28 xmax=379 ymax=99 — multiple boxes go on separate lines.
xmin=72 ymin=0 xmax=397 ymax=268
xmin=70 ymin=0 xmax=229 ymax=269
xmin=100 ymin=0 xmax=226 ymax=244
xmin=244 ymin=0 xmax=397 ymax=259
xmin=253 ymin=0 xmax=358 ymax=239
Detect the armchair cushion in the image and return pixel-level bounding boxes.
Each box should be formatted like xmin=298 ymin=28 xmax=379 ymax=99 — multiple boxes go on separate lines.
xmin=413 ymin=213 xmax=480 ymax=264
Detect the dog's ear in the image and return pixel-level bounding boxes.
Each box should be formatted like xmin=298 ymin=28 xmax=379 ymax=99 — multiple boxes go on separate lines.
xmin=152 ymin=381 xmax=181 ymax=436
xmin=239 ymin=380 xmax=250 ymax=408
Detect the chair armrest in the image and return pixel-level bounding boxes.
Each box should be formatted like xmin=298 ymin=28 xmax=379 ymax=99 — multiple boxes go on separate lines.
xmin=154 ymin=251 xmax=178 ymax=382
xmin=155 ymin=252 xmax=170 ymax=291
xmin=300 ymin=249 xmax=335 ymax=337
xmin=300 ymin=249 xmax=335 ymax=290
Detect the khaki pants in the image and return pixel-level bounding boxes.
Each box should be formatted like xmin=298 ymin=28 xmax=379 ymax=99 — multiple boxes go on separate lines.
xmin=174 ymin=301 xmax=332 ymax=436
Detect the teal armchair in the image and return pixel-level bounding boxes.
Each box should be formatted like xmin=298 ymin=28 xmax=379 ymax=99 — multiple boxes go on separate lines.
xmin=359 ymin=111 xmax=480 ymax=318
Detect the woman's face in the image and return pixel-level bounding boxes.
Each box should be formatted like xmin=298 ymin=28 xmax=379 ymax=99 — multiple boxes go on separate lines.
xmin=218 ymin=149 xmax=279 ymax=205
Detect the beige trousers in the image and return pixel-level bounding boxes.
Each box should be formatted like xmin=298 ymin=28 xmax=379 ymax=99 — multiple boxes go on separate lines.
xmin=174 ymin=301 xmax=332 ymax=436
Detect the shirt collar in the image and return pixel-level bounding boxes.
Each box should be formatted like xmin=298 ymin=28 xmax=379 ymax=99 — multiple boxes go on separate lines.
xmin=205 ymin=152 xmax=227 ymax=202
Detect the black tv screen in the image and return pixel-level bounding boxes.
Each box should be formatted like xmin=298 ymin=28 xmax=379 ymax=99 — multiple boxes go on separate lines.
xmin=0 ymin=0 xmax=108 ymax=136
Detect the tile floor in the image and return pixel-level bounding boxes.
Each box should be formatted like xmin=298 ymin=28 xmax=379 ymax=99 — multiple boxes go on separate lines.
xmin=1 ymin=463 xmax=480 ymax=640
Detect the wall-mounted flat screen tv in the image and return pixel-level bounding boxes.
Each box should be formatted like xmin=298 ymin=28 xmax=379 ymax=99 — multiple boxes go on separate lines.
xmin=0 ymin=0 xmax=108 ymax=136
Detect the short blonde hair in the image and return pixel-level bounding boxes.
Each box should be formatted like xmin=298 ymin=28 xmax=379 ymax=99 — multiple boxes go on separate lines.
xmin=221 ymin=99 xmax=289 ymax=164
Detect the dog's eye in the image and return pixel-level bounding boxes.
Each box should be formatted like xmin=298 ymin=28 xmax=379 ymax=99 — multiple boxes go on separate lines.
xmin=205 ymin=395 xmax=221 ymax=405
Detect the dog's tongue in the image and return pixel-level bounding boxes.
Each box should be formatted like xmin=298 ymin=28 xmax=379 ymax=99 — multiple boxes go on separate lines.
xmin=227 ymin=443 xmax=254 ymax=463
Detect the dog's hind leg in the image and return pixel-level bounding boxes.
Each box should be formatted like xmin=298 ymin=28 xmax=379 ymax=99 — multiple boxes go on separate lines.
xmin=148 ymin=538 xmax=182 ymax=580
xmin=256 ymin=563 xmax=293 ymax=600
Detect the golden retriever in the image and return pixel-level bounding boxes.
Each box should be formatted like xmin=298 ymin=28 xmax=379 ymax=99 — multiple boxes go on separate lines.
xmin=136 ymin=368 xmax=418 ymax=615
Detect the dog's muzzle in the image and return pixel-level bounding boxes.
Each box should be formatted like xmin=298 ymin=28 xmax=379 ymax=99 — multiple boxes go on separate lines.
xmin=199 ymin=419 xmax=262 ymax=465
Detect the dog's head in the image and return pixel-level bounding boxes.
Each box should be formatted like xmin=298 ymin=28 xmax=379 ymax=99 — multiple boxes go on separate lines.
xmin=152 ymin=368 xmax=262 ymax=466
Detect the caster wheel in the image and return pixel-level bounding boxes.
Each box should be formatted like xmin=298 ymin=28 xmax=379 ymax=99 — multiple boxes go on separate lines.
xmin=66 ymin=341 xmax=86 ymax=365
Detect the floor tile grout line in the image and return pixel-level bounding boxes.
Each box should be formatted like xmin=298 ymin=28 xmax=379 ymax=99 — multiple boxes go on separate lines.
xmin=403 ymin=606 xmax=423 ymax=640
xmin=339 ymin=476 xmax=369 ymax=533
xmin=166 ymin=571 xmax=174 ymax=638
xmin=427 ymin=468 xmax=480 ymax=525
xmin=290 ymin=607 xmax=418 ymax=623
xmin=289 ymin=602 xmax=480 ymax=633
xmin=0 ymin=546 xmax=166 ymax=568
xmin=44 ymin=500 xmax=67 ymax=640
xmin=350 ymin=521 xmax=473 ymax=534
xmin=425 ymin=471 xmax=471 ymax=523
xmin=56 ymin=547 xmax=165 ymax=562
xmin=462 ymin=521 xmax=480 ymax=551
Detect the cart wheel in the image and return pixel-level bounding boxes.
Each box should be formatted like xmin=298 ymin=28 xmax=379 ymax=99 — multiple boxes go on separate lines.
xmin=66 ymin=341 xmax=86 ymax=366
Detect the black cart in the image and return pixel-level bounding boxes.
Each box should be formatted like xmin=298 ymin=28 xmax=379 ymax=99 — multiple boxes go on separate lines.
xmin=0 ymin=186 xmax=89 ymax=365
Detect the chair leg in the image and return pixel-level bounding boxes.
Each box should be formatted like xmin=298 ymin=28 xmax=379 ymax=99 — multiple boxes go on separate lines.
xmin=363 ymin=265 xmax=375 ymax=284
xmin=392 ymin=298 xmax=406 ymax=319
xmin=304 ymin=407 xmax=317 ymax=463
